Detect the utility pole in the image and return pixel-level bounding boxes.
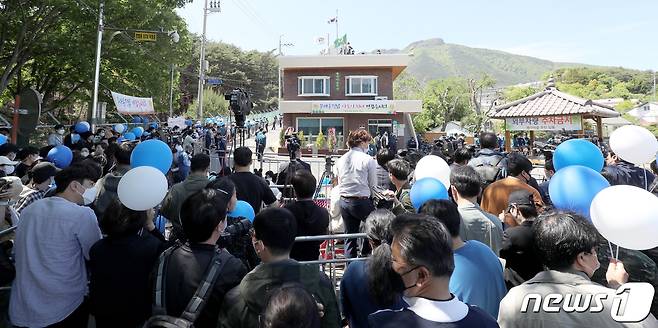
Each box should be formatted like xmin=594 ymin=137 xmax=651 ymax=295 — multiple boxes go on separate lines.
xmin=277 ymin=36 xmax=293 ymax=102
xmin=196 ymin=0 xmax=209 ymax=121
xmin=91 ymin=0 xmax=105 ymax=131
xmin=169 ymin=64 xmax=175 ymax=118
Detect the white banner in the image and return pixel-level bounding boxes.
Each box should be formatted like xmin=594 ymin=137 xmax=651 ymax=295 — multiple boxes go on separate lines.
xmin=311 ymin=100 xmax=395 ymax=114
xmin=111 ymin=91 xmax=155 ymax=114
xmin=506 ymin=115 xmax=582 ymax=131
xmin=167 ymin=116 xmax=187 ymax=130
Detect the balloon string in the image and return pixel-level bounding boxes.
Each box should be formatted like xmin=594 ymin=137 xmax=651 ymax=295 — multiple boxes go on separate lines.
xmin=643 ymin=163 xmax=649 ymax=191
xmin=615 ymin=245 xmax=620 ymax=261
xmin=608 ymin=241 xmax=615 ymax=261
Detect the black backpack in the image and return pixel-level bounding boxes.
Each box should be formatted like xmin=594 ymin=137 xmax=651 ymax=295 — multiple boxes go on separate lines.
xmin=143 ymin=246 xmax=227 ymax=328
xmin=472 ymin=153 xmax=506 ymax=189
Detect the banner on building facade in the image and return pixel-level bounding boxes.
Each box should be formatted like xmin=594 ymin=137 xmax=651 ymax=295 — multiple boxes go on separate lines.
xmin=111 ymin=91 xmax=155 ymax=114
xmin=311 ymin=100 xmax=395 ymax=114
xmin=506 ymin=115 xmax=582 ymax=131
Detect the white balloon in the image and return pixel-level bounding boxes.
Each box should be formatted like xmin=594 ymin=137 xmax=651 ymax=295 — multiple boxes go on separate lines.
xmin=609 ymin=125 xmax=658 ymax=164
xmin=590 ymin=185 xmax=658 ymax=250
xmin=414 ymin=155 xmax=451 ymax=189
xmin=118 ymin=166 xmax=168 ymax=211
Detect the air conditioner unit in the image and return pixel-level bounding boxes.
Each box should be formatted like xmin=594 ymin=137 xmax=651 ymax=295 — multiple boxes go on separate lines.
xmin=374 ymin=96 xmax=388 ymax=100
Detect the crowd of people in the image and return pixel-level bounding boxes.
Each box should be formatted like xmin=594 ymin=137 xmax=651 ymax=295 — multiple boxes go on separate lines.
xmin=0 ymin=122 xmax=655 ymax=328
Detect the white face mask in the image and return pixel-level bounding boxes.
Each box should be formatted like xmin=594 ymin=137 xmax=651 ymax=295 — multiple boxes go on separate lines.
xmin=2 ymin=165 xmax=14 ymax=175
xmin=57 ymin=129 xmax=65 ymax=135
xmin=77 ymin=184 xmax=97 ymax=205
xmin=80 ymin=151 xmax=90 ymax=158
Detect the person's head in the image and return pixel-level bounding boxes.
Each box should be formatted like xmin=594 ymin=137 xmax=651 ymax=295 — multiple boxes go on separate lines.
xmin=206 ymin=177 xmax=237 ymax=212
xmin=113 ymin=142 xmax=135 ymax=166
xmin=234 ymin=147 xmax=253 ymax=168
xmin=507 ymin=190 xmax=538 ymax=224
xmin=291 ymin=170 xmax=316 ymax=199
xmin=28 ymin=162 xmax=58 ymax=191
xmin=419 ymin=199 xmax=461 ymax=238
xmin=605 ymin=149 xmax=619 ymax=166
xmin=651 ymin=160 xmax=658 ymax=176
xmin=386 ymin=159 xmax=411 ymax=186
xmin=54 ymin=124 xmax=65 ymax=135
xmin=533 ymin=211 xmax=601 ymax=277
xmin=544 ymin=159 xmax=555 ymax=180
xmin=180 ymin=188 xmax=229 ymax=243
xmin=100 ymin=198 xmax=149 ymax=236
xmin=190 ymin=153 xmax=211 ymax=174
xmin=363 ymin=209 xmax=400 ymax=306
xmin=507 ymin=152 xmax=533 ymax=181
xmin=0 ymin=143 xmax=19 ymax=161
xmin=252 ymin=208 xmax=297 ymax=262
xmin=347 ymin=129 xmax=372 ymax=149
xmin=53 ymin=161 xmax=103 ymax=205
xmin=376 ymin=148 xmax=395 ymax=168
xmin=479 ymin=132 xmax=498 ymax=150
xmin=17 ymin=146 xmax=39 ymax=165
xmin=390 ymin=213 xmax=454 ymax=298
xmin=452 ymin=147 xmax=472 ymax=166
xmin=262 ymin=284 xmax=321 ymax=328
xmin=0 ymin=156 xmax=18 ymax=176
xmin=0 ymin=176 xmax=23 ymax=203
xmin=449 ymin=165 xmax=481 ymax=201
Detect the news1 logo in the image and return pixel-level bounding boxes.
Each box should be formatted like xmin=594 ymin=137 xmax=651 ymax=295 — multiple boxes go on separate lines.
xmin=520 ymin=282 xmax=655 ymax=322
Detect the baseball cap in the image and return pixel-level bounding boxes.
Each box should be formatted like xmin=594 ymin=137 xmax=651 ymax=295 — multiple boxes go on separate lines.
xmin=508 ymin=189 xmax=535 ymax=207
xmin=30 ymin=162 xmax=59 ymax=184
xmin=0 ymin=156 xmax=18 ymax=166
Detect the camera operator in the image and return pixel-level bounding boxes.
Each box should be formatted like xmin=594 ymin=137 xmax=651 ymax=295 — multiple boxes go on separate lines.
xmin=157 ymin=188 xmax=247 ymax=328
xmin=229 ymin=147 xmax=278 ymax=214
xmin=276 ymin=133 xmax=311 ymax=198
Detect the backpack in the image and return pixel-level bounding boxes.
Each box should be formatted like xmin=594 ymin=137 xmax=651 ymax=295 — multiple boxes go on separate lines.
xmin=472 ymin=153 xmax=506 ymax=188
xmin=143 ymin=245 xmax=227 ymax=328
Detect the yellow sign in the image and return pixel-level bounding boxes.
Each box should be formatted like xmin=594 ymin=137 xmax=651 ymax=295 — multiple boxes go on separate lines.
xmin=134 ymin=32 xmax=157 ymax=42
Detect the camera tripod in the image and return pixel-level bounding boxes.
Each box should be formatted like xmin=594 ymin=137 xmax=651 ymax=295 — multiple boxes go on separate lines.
xmin=314 ymin=155 xmax=335 ymax=199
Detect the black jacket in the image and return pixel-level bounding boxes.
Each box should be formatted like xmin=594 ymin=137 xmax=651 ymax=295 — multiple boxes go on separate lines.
xmin=499 ymin=220 xmax=543 ymax=285
xmin=284 ymin=200 xmax=329 ymax=262
xmin=89 ymin=229 xmax=166 ymax=327
xmin=163 ymin=243 xmax=247 ymax=328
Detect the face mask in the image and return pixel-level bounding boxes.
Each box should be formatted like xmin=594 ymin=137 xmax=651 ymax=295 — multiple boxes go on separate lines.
xmin=80 ymin=151 xmax=90 ymax=158
xmin=77 ymin=184 xmax=97 ymax=205
xmin=2 ymin=166 xmax=14 ymax=175
xmin=57 ymin=129 xmax=65 ymax=135
xmin=391 ymin=266 xmax=421 ymax=294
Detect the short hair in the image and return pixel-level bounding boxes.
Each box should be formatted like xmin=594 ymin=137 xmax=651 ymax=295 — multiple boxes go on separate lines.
xmin=479 ymin=132 xmax=498 ymax=149
xmin=544 ymin=159 xmax=555 ymax=172
xmin=449 ymin=165 xmax=481 ymax=198
xmin=54 ymin=161 xmax=102 ymax=193
xmin=517 ymin=205 xmax=538 ymax=219
xmin=419 ymin=199 xmax=461 ymax=237
xmin=17 ymin=146 xmax=39 ymax=161
xmin=651 ymin=160 xmax=658 ymax=175
xmin=386 ymin=159 xmax=411 ymax=181
xmin=190 ymin=153 xmax=210 ymax=172
xmin=113 ymin=142 xmax=134 ymax=165
xmin=363 ymin=209 xmax=399 ymax=307
xmin=263 ymin=284 xmax=321 ymax=328
xmin=391 ymin=213 xmax=454 ymax=278
xmin=206 ymin=177 xmax=236 ymax=205
xmin=253 ymin=208 xmax=297 ymax=256
xmin=376 ymin=148 xmax=395 ymax=168
xmin=0 ymin=143 xmax=18 ymax=156
xmin=100 ymin=198 xmax=148 ymax=236
xmin=234 ymin=147 xmax=252 ymax=167
xmin=347 ymin=129 xmax=372 ymax=148
xmin=180 ymin=189 xmax=228 ymax=243
xmin=507 ymin=152 xmax=533 ymax=177
xmin=291 ymin=170 xmax=316 ymax=199
xmin=452 ymin=147 xmax=472 ymax=164
xmin=532 ymin=211 xmax=601 ymax=270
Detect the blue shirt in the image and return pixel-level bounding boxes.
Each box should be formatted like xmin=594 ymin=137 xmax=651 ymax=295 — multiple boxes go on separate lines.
xmin=10 ymin=197 xmax=102 ymax=327
xmin=450 ymin=240 xmax=507 ymax=318
xmin=340 ymin=260 xmax=406 ymax=328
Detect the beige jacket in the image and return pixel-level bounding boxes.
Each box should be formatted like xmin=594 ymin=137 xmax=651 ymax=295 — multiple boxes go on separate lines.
xmin=498 ymin=269 xmax=657 ymax=328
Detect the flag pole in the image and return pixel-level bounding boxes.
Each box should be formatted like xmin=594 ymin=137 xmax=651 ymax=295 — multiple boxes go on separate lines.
xmin=335 ymin=9 xmax=339 ymax=45
xmin=327 ymin=32 xmax=330 ymax=55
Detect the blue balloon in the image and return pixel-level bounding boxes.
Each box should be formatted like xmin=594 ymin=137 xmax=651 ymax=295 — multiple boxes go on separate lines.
xmin=185 ymin=119 xmax=193 ymax=126
xmin=553 ymin=139 xmax=604 ymax=172
xmin=228 ymin=200 xmax=256 ymax=223
xmin=123 ymin=132 xmax=136 ymax=141
xmin=113 ymin=123 xmax=126 ymax=133
xmin=410 ymin=177 xmax=449 ymax=211
xmin=142 ymin=117 xmax=150 ymax=124
xmin=132 ymin=116 xmax=142 ymax=124
xmin=47 ymin=145 xmax=73 ymax=169
xmin=549 ymin=165 xmax=610 ymax=219
xmin=0 ymin=134 xmax=7 ymax=146
xmin=74 ymin=121 xmax=90 ymax=134
xmin=117 ymin=137 xmax=126 ymax=143
xmin=131 ymin=127 xmax=144 ymax=138
xmin=150 ymin=123 xmax=159 ymax=129
xmin=131 ymin=140 xmax=173 ymax=174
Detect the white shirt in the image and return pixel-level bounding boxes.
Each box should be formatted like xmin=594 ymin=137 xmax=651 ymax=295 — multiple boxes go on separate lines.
xmin=335 ymin=147 xmax=378 ymax=198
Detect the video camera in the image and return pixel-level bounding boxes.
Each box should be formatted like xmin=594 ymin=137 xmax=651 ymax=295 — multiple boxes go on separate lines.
xmin=217 ymin=217 xmax=252 ymax=249
xmin=216 ymin=217 xmax=259 ymax=269
xmin=285 ymin=133 xmax=301 ymax=160
xmin=224 ymin=88 xmax=253 ymax=128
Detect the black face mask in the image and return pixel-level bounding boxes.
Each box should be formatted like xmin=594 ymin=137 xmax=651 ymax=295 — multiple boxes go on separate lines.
xmin=391 ymin=266 xmax=421 ymax=293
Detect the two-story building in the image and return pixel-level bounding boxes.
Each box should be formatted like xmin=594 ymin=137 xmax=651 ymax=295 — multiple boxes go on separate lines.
xmin=278 ymin=54 xmax=422 ymax=149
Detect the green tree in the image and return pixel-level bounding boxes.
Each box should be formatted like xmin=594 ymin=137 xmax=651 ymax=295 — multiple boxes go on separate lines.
xmin=393 ymin=72 xmax=422 ymax=99
xmin=413 ymin=78 xmax=470 ymax=132
xmin=503 ymin=85 xmax=539 ymax=102
xmin=187 ymin=89 xmax=228 ymax=118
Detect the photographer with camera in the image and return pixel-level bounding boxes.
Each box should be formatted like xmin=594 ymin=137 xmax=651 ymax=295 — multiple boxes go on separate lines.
xmin=277 ymin=132 xmax=311 ymax=198
xmin=229 ymin=147 xmax=278 ymax=214
xmin=149 ymin=188 xmax=247 ymax=328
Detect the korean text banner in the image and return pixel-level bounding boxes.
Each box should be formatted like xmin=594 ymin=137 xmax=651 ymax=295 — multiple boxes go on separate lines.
xmin=111 ymin=91 xmax=155 ymax=114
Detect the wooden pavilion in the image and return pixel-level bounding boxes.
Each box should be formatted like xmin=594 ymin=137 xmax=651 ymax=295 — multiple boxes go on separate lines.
xmin=488 ymin=78 xmax=621 ymax=151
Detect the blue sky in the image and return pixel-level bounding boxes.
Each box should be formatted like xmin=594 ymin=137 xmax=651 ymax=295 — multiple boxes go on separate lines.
xmin=177 ymin=0 xmax=656 ymax=70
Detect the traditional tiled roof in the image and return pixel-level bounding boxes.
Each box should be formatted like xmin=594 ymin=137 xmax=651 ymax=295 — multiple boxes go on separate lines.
xmin=489 ymin=87 xmax=620 ymax=118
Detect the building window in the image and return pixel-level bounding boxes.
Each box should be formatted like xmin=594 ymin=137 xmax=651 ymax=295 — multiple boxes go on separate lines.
xmin=346 ymin=76 xmax=378 ymax=96
xmin=298 ymin=76 xmax=330 ymax=96
xmin=368 ymin=119 xmax=392 ymax=137
xmin=297 ymin=117 xmax=345 ymax=141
